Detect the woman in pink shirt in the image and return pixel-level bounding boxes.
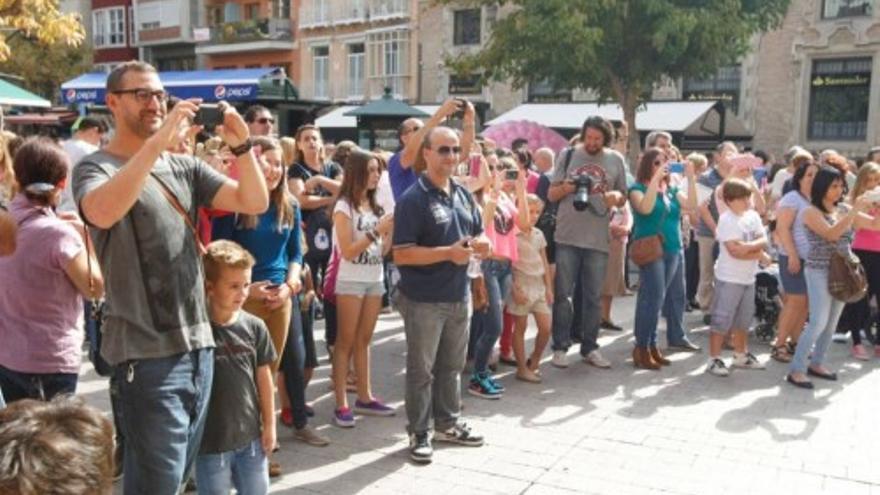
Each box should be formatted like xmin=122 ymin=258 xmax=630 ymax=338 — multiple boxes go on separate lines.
xmin=468 ymin=156 xmax=529 ymax=399
xmin=0 ymin=139 xmax=103 ymax=403
xmin=838 ymin=162 xmax=880 ymax=360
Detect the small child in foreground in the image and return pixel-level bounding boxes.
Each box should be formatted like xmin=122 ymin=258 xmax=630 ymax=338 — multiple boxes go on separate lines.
xmin=197 ymin=240 xmax=277 ymax=494
xmin=706 ymin=178 xmax=771 ymax=377
xmin=509 ymin=194 xmax=554 ymax=383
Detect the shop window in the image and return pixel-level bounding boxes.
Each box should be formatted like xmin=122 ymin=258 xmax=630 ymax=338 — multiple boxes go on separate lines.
xmin=683 ymin=65 xmax=741 ymax=113
xmin=808 ymin=57 xmax=872 ymax=141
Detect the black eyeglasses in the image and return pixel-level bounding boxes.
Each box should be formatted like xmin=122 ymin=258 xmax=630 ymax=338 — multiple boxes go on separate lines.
xmin=112 ymin=88 xmax=168 ymax=104
xmin=429 ymin=145 xmax=461 ymax=156
xmin=257 ymin=117 xmax=275 ymax=125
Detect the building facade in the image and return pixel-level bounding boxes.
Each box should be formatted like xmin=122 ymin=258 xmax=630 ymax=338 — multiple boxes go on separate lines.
xmin=91 ymin=0 xmax=139 ymax=71
xmin=297 ymin=0 xmax=420 ymax=102
xmin=751 ymin=0 xmax=879 ymax=159
xmin=132 ymin=0 xmax=200 ymax=71
xmin=194 ymin=0 xmax=300 ymax=79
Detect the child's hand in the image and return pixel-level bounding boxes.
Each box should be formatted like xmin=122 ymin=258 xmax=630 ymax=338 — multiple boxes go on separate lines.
xmin=545 ymin=287 xmax=554 ymax=305
xmin=759 ymin=251 xmax=772 ymax=267
xmin=512 ymin=285 xmax=528 ymax=305
xmin=261 ymin=425 xmax=277 ymax=454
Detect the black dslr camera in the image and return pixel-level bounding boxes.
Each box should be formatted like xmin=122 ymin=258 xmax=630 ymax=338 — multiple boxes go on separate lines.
xmin=572 ymin=174 xmax=594 ymax=211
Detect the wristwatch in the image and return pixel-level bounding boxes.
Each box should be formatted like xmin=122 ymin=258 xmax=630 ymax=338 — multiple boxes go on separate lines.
xmin=230 ymin=138 xmax=253 ymax=157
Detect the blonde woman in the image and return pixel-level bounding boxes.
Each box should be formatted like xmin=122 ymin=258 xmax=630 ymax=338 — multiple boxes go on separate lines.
xmin=838 ymin=162 xmax=880 ymax=360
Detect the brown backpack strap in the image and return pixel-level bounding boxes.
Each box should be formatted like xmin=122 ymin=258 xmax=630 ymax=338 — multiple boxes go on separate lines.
xmin=149 ymin=173 xmax=207 ymax=257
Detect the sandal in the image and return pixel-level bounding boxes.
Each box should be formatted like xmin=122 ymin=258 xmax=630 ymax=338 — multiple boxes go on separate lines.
xmin=770 ymin=345 xmax=792 ymax=363
xmin=268 ymin=460 xmax=282 ymax=477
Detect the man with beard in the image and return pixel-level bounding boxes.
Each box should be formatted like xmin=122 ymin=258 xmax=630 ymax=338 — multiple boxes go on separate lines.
xmin=73 ymin=61 xmax=269 ymax=494
xmin=547 ymin=116 xmax=627 ymax=369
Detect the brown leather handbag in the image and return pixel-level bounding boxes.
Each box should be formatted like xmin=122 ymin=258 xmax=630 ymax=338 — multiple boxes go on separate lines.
xmin=828 ymin=250 xmax=868 ymax=303
xmin=471 ymin=276 xmax=489 ymax=312
xmin=630 ymin=234 xmax=664 ymax=267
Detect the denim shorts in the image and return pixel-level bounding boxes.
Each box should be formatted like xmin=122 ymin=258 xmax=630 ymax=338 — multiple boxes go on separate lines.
xmin=710 ymin=279 xmax=755 ymax=333
xmin=335 ymin=279 xmax=385 ymax=296
xmin=778 ymin=255 xmax=807 ymax=295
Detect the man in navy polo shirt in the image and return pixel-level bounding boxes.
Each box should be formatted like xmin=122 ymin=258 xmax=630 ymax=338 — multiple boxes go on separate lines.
xmin=393 ymin=126 xmax=491 ymax=464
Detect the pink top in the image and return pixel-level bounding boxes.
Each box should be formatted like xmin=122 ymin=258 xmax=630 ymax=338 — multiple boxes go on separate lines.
xmin=853 ymin=207 xmax=880 ymax=252
xmin=486 ymin=194 xmax=519 ymax=262
xmin=526 ymin=170 xmax=540 ymax=194
xmin=323 ymin=246 xmax=341 ymax=303
xmin=0 ymin=195 xmax=85 ymax=374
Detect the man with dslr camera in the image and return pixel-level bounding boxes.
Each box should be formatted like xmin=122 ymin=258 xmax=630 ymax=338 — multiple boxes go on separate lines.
xmin=73 ymin=61 xmax=269 ymax=493
xmin=547 ymin=116 xmax=627 ymax=369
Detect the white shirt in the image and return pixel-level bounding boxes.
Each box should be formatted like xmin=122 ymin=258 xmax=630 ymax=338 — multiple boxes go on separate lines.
xmin=376 ymin=170 xmax=395 ymax=217
xmin=332 ymin=199 xmax=384 ymax=283
xmin=714 ymin=209 xmax=765 ymax=285
xmin=58 ymin=139 xmax=98 ymax=213
xmin=769 ymin=168 xmax=792 ymax=203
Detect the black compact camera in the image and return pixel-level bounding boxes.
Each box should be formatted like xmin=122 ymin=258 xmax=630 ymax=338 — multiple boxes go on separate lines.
xmin=572 ymin=174 xmax=594 ymax=211
xmin=194 ymin=104 xmax=223 ymax=132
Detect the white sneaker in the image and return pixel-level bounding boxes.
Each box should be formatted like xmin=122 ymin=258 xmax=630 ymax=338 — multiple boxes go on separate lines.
xmin=551 ymin=350 xmax=568 ymax=368
xmin=706 ymin=358 xmax=730 ymax=377
xmin=732 ymin=352 xmax=765 ymax=370
xmin=584 ymin=350 xmax=611 ymax=369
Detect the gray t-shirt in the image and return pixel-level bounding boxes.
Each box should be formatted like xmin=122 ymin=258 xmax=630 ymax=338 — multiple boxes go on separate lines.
xmin=72 ymin=151 xmax=226 ymax=365
xmin=201 ymin=311 xmax=276 ymax=454
xmin=550 ymin=147 xmax=627 ymax=252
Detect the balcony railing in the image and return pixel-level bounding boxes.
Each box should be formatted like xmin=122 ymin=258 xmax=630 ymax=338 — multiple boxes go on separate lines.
xmin=206 ymin=18 xmax=293 ymax=44
xmin=299 ymin=0 xmax=408 ymax=28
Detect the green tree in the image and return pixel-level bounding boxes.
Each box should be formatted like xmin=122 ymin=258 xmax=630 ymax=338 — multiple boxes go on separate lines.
xmin=0 ymin=36 xmax=92 ymax=102
xmin=442 ymin=0 xmax=790 ymax=162
xmin=0 ymin=0 xmax=84 ymax=60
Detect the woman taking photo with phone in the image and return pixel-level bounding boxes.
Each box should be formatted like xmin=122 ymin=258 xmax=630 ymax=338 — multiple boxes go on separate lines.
xmin=468 ymin=156 xmax=529 ymax=399
xmin=628 ymin=147 xmax=699 ymax=369
xmin=330 ymin=149 xmax=395 ymax=428
xmin=787 ymin=165 xmax=880 ymax=389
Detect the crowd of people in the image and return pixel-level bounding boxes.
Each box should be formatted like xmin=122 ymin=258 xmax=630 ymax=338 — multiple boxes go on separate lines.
xmin=1 ymin=59 xmax=880 ymax=494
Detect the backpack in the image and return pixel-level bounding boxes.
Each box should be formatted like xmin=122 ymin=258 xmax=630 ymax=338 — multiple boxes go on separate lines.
xmin=534 ymin=147 xmax=575 ymax=239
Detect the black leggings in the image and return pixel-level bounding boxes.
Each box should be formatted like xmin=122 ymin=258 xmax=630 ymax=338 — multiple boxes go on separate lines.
xmin=838 ymin=249 xmax=880 ymax=345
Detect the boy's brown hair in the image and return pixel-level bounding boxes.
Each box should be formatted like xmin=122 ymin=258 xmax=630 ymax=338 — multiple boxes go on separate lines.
xmin=722 ymin=178 xmax=753 ymax=203
xmin=204 ymin=240 xmax=255 ymax=283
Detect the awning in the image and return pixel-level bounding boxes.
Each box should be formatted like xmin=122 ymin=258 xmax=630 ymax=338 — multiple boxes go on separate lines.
xmin=317 ymin=105 xmax=440 ymax=128
xmin=486 ymin=101 xmax=751 ymax=138
xmin=60 ymin=68 xmax=297 ymax=105
xmin=5 ymin=111 xmax=78 ymax=125
xmin=0 ymin=79 xmax=51 ymax=108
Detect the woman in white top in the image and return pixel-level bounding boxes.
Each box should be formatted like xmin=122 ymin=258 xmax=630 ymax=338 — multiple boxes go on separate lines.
xmin=330 ymin=149 xmax=394 ymax=427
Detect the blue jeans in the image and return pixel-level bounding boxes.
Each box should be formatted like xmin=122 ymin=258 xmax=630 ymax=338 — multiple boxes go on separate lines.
xmin=633 ymin=250 xmax=688 ymax=347
xmin=195 ymin=438 xmax=268 ymax=495
xmin=116 ymin=349 xmax=214 ymax=495
xmin=280 ymin=294 xmax=309 ymax=429
xmin=551 ymin=244 xmax=608 ymax=355
xmin=0 ymin=364 xmax=77 ymax=403
xmin=470 ymin=259 xmax=512 ymax=374
xmin=790 ymin=268 xmax=845 ymax=374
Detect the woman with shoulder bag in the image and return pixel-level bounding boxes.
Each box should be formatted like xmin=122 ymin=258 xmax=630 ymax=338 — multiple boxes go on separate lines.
xmin=628 ymin=147 xmax=699 ymax=370
xmin=0 ymin=138 xmax=104 ymax=402
xmin=787 ymin=166 xmax=880 ymax=389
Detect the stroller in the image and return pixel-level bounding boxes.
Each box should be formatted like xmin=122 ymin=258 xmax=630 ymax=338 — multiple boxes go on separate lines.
xmin=754 ymin=267 xmax=783 ymax=343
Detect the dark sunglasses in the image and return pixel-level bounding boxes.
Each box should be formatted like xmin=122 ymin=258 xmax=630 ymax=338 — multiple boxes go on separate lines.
xmin=430 ymin=145 xmax=461 ymax=156
xmin=112 ymin=88 xmax=168 ymax=103
xmin=257 ymin=117 xmax=275 ymax=125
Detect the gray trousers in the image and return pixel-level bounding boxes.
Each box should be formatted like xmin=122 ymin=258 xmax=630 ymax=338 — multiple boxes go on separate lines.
xmin=398 ymin=292 xmax=472 ymax=435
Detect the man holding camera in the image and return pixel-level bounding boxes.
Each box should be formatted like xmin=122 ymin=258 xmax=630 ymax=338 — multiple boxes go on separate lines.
xmin=73 ymin=61 xmax=269 ymax=493
xmin=547 ymin=116 xmax=628 ymax=369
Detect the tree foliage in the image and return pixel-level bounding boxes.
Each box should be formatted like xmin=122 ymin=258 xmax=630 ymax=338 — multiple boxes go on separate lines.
xmin=0 ymin=0 xmax=85 ymax=61
xmin=0 ymin=35 xmax=92 ymax=101
xmin=442 ymin=0 xmax=791 ymax=158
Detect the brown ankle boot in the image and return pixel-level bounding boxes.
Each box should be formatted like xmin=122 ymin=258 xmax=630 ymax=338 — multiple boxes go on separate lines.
xmin=649 ymin=346 xmax=671 ymax=366
xmin=633 ymin=347 xmax=660 ymax=370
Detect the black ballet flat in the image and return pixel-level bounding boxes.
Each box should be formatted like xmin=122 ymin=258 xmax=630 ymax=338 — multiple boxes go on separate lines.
xmin=807 ymin=368 xmax=838 ymax=381
xmin=786 ymin=374 xmax=814 ymax=389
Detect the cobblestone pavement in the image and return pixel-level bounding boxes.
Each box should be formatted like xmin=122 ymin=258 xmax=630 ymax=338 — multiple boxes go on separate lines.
xmin=82 ymin=294 xmax=880 ymax=494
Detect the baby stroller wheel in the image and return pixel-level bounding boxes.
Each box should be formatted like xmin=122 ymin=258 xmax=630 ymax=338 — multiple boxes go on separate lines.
xmin=755 ymin=322 xmax=775 ymax=344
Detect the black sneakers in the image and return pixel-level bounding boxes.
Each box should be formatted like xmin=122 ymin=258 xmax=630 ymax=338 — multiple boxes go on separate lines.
xmin=409 ymin=432 xmax=433 ymax=464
